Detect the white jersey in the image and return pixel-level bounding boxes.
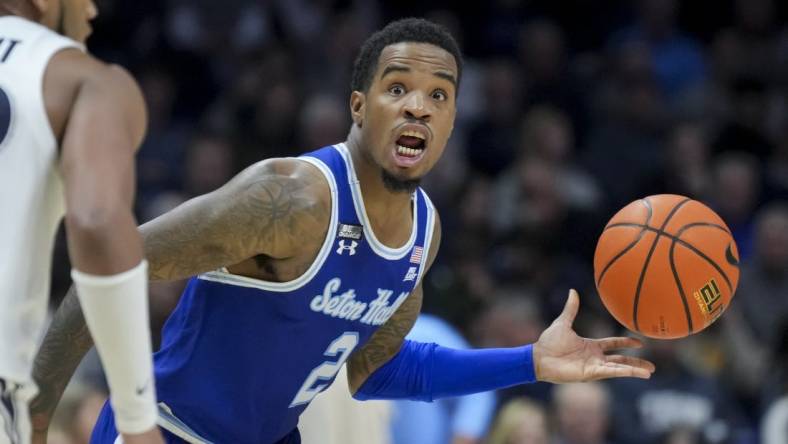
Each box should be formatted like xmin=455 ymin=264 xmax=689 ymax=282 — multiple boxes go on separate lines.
xmin=0 ymin=16 xmax=82 ymax=383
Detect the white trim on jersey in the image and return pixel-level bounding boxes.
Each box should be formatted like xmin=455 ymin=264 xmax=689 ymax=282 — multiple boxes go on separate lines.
xmin=198 ymin=153 xmax=339 ymax=293
xmin=335 ymin=143 xmax=418 ymax=260
xmin=415 ymin=189 xmax=436 ymax=287
xmin=156 ymin=403 xmax=213 ymax=444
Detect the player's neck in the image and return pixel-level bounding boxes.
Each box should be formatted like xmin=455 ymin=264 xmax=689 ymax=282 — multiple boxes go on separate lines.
xmin=345 ymin=137 xmax=413 ymax=230
xmin=0 ymin=5 xmax=39 ymax=21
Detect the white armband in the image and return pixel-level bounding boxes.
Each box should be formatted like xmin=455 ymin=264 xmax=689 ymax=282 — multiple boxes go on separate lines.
xmin=72 ymin=260 xmax=158 ymax=433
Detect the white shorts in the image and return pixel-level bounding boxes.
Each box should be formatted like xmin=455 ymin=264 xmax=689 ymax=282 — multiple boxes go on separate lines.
xmin=0 ymin=378 xmax=36 ymax=444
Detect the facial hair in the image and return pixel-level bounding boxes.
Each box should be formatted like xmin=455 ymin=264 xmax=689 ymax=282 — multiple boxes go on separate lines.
xmin=381 ymin=168 xmax=420 ymax=193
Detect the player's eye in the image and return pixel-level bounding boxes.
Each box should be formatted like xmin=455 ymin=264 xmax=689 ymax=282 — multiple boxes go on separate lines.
xmin=389 ymin=84 xmax=405 ymax=96
xmin=432 ymin=89 xmax=448 ymax=102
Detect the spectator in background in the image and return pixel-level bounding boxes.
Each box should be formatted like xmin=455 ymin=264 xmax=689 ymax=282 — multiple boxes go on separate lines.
xmin=296 ymin=94 xmax=350 ymax=152
xmin=584 ymin=36 xmax=667 ymax=212
xmin=764 ymin=129 xmax=788 ymax=203
xmin=298 ymin=365 xmax=392 ymax=444
xmin=712 ymin=77 xmax=774 ymax=162
xmin=736 ymin=203 xmax=788 ymax=359
xmin=709 ymin=152 xmax=761 ymax=259
xmin=494 ymin=106 xmax=602 ymax=227
xmin=552 ymin=382 xmax=615 ymax=444
xmin=183 ymin=132 xmax=236 ymax=196
xmin=609 ymin=0 xmax=707 ymax=102
xmin=712 ymin=0 xmax=779 ymax=84
xmin=473 ymin=292 xmax=552 ymax=405
xmin=652 ymin=122 xmax=713 ymax=200
xmin=390 ymin=314 xmax=496 ymax=444
xmin=135 ymin=65 xmax=189 ymax=207
xmin=517 ymin=20 xmax=589 ymax=141
xmin=609 ymin=340 xmax=746 ymax=444
xmin=466 ymin=59 xmax=522 ymax=176
xmin=486 ymin=398 xmax=550 ymax=444
xmin=721 ymin=203 xmax=788 ymax=412
xmin=760 ymin=319 xmax=788 ymax=444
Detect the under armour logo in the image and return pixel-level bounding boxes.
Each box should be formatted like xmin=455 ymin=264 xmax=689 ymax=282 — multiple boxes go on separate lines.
xmin=336 ymin=240 xmax=358 ymax=256
xmin=403 ymin=267 xmax=418 ymax=282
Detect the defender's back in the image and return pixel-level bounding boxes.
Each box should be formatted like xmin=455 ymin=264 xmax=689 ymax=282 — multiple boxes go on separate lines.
xmin=0 ymin=16 xmax=81 ymax=382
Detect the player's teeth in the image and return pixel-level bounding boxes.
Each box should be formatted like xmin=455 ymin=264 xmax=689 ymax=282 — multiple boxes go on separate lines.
xmin=401 ymin=130 xmax=426 ymax=140
xmin=397 ymin=145 xmax=422 ymax=157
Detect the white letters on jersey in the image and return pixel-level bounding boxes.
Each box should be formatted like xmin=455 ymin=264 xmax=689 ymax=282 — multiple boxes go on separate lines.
xmin=309 ymin=278 xmax=408 ymax=326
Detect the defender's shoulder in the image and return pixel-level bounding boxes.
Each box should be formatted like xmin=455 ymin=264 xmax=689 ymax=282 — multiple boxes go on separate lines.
xmin=45 ymin=50 xmax=146 ymax=144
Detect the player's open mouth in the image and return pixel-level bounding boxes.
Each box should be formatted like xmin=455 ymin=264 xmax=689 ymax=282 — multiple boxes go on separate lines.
xmin=393 ymin=129 xmax=427 ymax=167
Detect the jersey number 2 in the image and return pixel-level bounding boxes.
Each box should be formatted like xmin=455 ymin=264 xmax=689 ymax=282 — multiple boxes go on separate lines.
xmin=0 ymin=87 xmax=10 ymax=146
xmin=289 ymin=331 xmax=359 ymax=407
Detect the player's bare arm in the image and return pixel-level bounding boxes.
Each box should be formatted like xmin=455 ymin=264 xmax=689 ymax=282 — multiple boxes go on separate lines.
xmin=347 ymin=213 xmax=442 ymax=393
xmin=31 ymin=47 xmax=163 ymax=442
xmin=141 ymin=157 xmax=331 ymax=282
xmin=31 ymin=157 xmax=331 ymax=436
xmin=46 ymin=48 xmax=147 ymax=275
xmin=29 ymin=47 xmax=153 ymax=441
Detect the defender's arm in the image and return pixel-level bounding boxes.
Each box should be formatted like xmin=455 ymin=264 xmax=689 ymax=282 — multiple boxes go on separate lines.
xmin=53 ymin=50 xmax=161 ymax=440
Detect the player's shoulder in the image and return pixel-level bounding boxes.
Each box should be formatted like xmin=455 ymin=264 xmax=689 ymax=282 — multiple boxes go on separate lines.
xmin=48 ymin=50 xmax=141 ymax=96
xmin=242 ymin=157 xmax=329 ymax=188
xmin=44 ymin=50 xmax=146 ymax=141
xmin=235 ymin=157 xmax=332 ymax=211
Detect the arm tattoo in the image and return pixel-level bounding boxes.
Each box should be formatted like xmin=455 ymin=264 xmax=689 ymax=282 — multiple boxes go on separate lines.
xmin=347 ymin=285 xmax=423 ymax=393
xmin=143 ymin=161 xmax=329 ymax=281
xmin=347 ymin=211 xmax=442 ymax=393
xmin=30 ymin=286 xmax=94 ymax=432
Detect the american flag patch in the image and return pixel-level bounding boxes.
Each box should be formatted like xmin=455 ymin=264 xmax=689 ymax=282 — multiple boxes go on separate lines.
xmin=409 ymin=246 xmax=424 ymax=264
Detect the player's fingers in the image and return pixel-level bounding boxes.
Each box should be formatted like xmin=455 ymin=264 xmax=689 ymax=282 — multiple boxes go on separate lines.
xmin=593 ymin=336 xmax=643 ymax=351
xmin=592 ymin=361 xmax=653 ymax=380
xmin=605 ymin=354 xmax=656 ymax=373
xmin=556 ymin=289 xmax=580 ymax=325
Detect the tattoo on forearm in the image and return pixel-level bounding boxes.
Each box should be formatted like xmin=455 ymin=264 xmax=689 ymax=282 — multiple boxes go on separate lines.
xmin=348 ymin=286 xmax=423 ymax=392
xmin=143 ymin=162 xmax=329 ymax=281
xmin=30 ymin=286 xmax=94 ymax=431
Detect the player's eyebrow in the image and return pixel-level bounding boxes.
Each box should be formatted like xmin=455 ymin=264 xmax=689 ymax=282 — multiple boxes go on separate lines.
xmin=380 ymin=64 xmax=457 ymax=89
xmin=433 ymin=70 xmax=457 ymax=89
xmin=380 ymin=64 xmax=411 ymax=81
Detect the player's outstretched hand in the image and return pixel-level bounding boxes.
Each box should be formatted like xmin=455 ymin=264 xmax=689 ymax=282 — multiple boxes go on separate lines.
xmin=533 ymin=289 xmax=656 ymax=383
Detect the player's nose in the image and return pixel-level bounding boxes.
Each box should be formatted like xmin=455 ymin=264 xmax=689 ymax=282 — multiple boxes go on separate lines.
xmin=403 ymin=92 xmax=430 ymax=122
xmin=87 ymin=1 xmax=98 ymax=20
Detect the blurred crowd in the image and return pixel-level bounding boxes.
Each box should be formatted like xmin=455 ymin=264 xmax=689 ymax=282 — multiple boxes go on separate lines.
xmin=44 ymin=0 xmax=788 ymax=443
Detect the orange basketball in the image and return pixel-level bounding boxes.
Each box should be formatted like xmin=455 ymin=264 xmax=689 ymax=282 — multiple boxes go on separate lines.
xmin=593 ymin=194 xmax=740 ymax=339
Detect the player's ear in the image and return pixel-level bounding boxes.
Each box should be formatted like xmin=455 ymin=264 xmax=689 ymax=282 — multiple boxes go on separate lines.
xmin=350 ymin=91 xmax=365 ymax=128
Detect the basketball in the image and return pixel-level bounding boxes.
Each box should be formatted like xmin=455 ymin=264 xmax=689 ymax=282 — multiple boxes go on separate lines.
xmin=593 ymin=194 xmax=740 ymax=339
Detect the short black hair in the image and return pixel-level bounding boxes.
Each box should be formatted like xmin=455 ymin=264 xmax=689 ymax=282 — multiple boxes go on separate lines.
xmin=351 ymin=18 xmax=462 ymax=94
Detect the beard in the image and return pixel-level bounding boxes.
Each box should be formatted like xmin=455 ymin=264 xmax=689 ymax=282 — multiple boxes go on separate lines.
xmin=381 ymin=168 xmax=421 ymax=194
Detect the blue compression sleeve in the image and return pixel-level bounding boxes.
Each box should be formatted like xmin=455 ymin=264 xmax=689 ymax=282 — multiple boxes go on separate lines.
xmin=353 ymin=340 xmax=536 ymax=401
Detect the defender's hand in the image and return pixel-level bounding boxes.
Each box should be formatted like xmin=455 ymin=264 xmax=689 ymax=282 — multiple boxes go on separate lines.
xmin=533 ymin=289 xmax=656 ymax=383
xmin=121 ymin=427 xmax=165 ymax=444
xmin=30 ymin=429 xmax=47 ymax=444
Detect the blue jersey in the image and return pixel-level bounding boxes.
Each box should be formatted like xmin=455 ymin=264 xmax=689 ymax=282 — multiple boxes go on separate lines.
xmin=145 ymin=144 xmax=434 ymax=443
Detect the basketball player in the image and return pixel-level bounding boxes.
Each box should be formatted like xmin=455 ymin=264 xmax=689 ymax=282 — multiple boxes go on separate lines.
xmin=30 ymin=18 xmax=655 ymax=444
xmin=0 ymin=1 xmax=163 ymax=443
